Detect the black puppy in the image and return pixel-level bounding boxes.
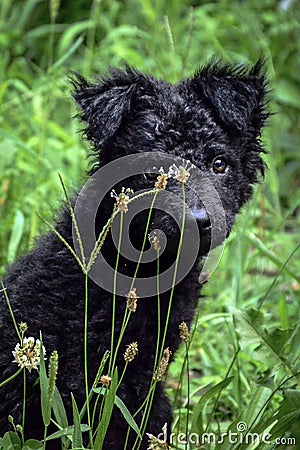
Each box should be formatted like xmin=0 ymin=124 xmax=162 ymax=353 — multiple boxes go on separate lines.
xmin=0 ymin=61 xmax=268 ymax=448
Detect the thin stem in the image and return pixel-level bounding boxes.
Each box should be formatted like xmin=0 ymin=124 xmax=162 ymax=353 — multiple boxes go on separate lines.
xmin=124 ymin=257 xmax=162 ymax=449
xmin=204 ymin=350 xmax=239 ymax=434
xmin=134 ymin=182 xmax=187 ymax=449
xmin=117 ymin=362 xmax=128 ymax=390
xmin=88 ymin=189 xmax=157 ymax=273
xmin=22 ymin=369 xmax=26 ymax=441
xmin=173 ymin=307 xmax=201 ymax=436
xmin=258 ymin=242 xmax=300 ymax=309
xmin=247 ymin=231 xmax=299 ymax=282
xmin=181 ymin=7 xmax=194 ymax=76
xmin=153 ymin=255 xmax=161 ymax=384
xmin=130 ymin=191 xmax=159 ymax=289
xmin=110 ymin=191 xmax=159 ymax=374
xmin=184 ymin=343 xmax=190 ymax=450
xmin=43 ymin=426 xmax=48 ymax=450
xmin=58 ymin=173 xmax=86 ymax=267
xmin=84 ymin=272 xmax=93 ymax=447
xmin=124 ymin=204 xmax=161 ymax=450
xmin=133 ymin=254 xmax=162 ymax=449
xmin=108 ymin=212 xmax=124 ymax=375
xmin=87 ymin=209 xmax=117 ymax=272
xmin=110 ymin=309 xmax=130 ymax=373
xmin=1 ymin=280 xmax=21 ymax=341
xmin=47 ymin=20 xmax=54 ymax=70
xmin=84 ymin=0 xmax=102 ymax=74
xmin=174 ymin=354 xmax=185 ymax=438
xmin=95 ymin=389 xmax=108 ymax=440
xmin=37 ymin=214 xmax=86 ymax=273
xmin=247 ymin=370 xmax=300 ymax=434
xmin=79 ymin=350 xmax=109 ymax=421
xmin=91 ymin=392 xmax=102 ymax=431
xmin=160 ymin=183 xmax=186 ymax=358
xmin=0 ymin=367 xmax=23 ymax=388
xmin=124 ymin=385 xmax=157 ymax=450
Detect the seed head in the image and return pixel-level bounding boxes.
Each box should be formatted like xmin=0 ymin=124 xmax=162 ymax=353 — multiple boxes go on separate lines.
xmin=99 ymin=374 xmax=112 ymax=387
xmin=179 ymin=322 xmax=190 ymax=343
xmin=124 ymin=342 xmax=138 ymax=363
xmin=12 ymin=337 xmax=46 ymax=373
xmin=50 ymin=0 xmax=61 ymax=22
xmin=126 ymin=288 xmax=138 ymax=312
xmin=148 ymin=230 xmax=161 ymax=253
xmin=110 ymin=187 xmax=134 ymax=213
xmin=153 ymin=348 xmax=172 ymax=381
xmin=18 ymin=322 xmax=28 ymax=334
xmin=48 ymin=350 xmax=59 ymax=402
xmin=155 ymin=168 xmax=168 ymax=190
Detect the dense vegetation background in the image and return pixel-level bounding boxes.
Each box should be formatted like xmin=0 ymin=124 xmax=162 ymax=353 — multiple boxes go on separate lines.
xmin=0 ymin=0 xmax=299 ymax=447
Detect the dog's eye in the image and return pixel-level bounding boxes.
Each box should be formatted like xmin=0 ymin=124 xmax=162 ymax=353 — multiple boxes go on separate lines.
xmin=212 ymin=156 xmax=228 ymax=174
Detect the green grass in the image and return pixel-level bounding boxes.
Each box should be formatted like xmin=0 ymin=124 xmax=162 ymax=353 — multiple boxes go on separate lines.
xmin=0 ymin=0 xmax=300 ymax=448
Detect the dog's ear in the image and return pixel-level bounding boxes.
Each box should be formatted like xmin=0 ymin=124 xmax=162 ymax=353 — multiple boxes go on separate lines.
xmin=71 ymin=68 xmax=147 ymax=148
xmin=190 ymin=60 xmax=269 ymax=134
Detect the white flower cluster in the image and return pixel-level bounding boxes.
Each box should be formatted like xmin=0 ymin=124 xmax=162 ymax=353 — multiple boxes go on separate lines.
xmin=12 ymin=337 xmax=46 ymax=373
xmin=167 ymin=160 xmax=195 ymax=183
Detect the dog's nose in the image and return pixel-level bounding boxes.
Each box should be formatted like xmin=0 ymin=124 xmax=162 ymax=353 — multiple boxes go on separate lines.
xmin=191 ymin=208 xmax=211 ymax=230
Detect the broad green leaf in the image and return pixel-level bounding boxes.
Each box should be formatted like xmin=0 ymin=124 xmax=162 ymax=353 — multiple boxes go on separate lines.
xmin=2 ymin=432 xmax=21 ymax=450
xmin=52 ymin=386 xmax=68 ymax=430
xmin=22 ymin=440 xmax=43 ymax=449
xmin=190 ymin=377 xmax=234 ymax=434
xmin=270 ymin=390 xmax=300 ymax=438
xmin=232 ymin=308 xmax=298 ymax=377
xmin=241 ymin=386 xmax=271 ymax=427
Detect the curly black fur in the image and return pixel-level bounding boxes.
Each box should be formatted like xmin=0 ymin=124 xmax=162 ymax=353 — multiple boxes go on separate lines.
xmin=0 ymin=61 xmax=269 ymax=448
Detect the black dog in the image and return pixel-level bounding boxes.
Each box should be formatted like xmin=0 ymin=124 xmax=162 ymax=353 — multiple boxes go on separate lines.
xmin=0 ymin=61 xmax=268 ymax=448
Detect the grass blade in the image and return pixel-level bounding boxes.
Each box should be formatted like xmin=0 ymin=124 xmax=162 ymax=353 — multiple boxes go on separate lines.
xmin=39 ymin=333 xmax=50 ymax=427
xmin=71 ymin=394 xmax=83 ymax=449
xmin=7 ymin=210 xmax=24 ymax=264
xmin=52 ymin=386 xmax=68 ymax=431
xmin=92 ymin=387 xmax=142 ymax=439
xmin=94 ymin=368 xmax=118 ymax=449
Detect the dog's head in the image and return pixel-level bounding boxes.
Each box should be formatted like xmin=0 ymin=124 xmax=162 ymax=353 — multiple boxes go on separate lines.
xmin=72 ymin=62 xmax=269 ymax=259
